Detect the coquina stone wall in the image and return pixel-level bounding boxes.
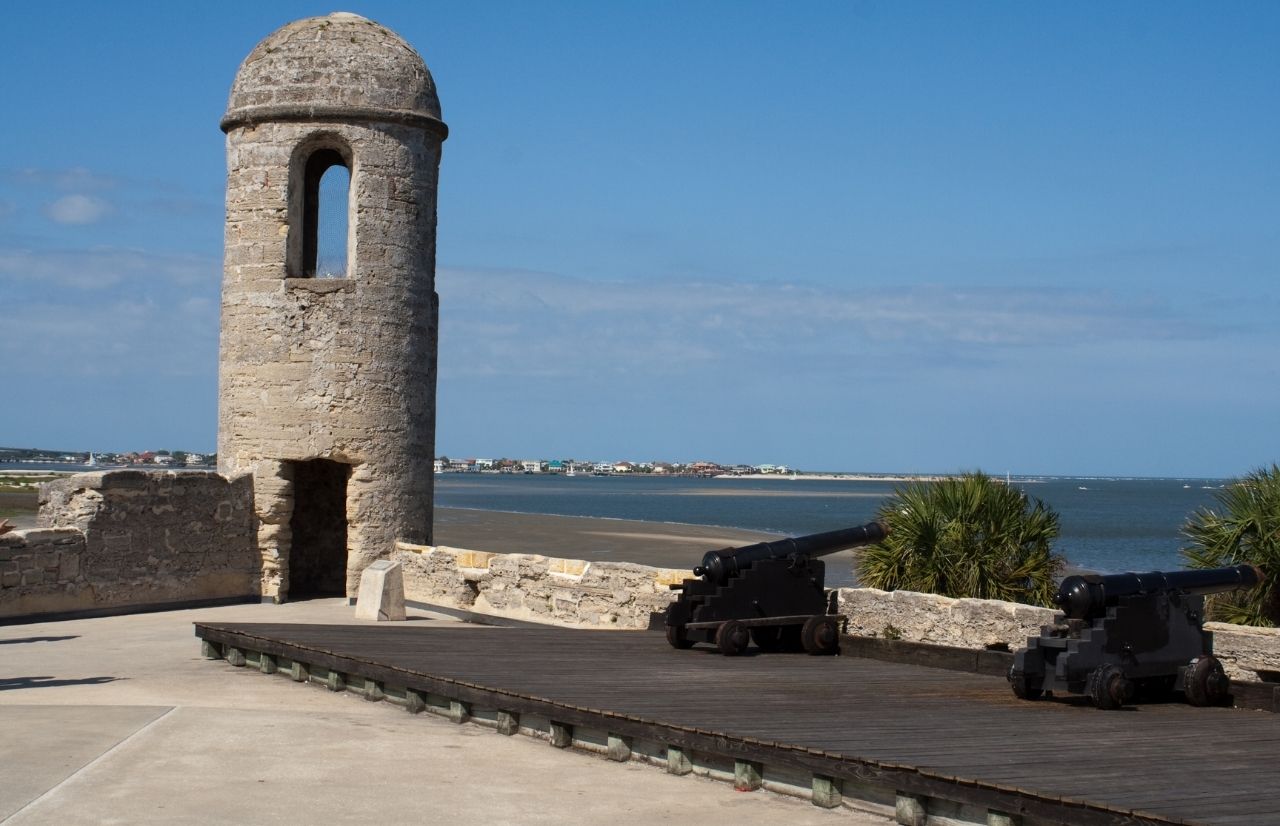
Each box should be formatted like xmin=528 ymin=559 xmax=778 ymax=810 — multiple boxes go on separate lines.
xmin=376 ymin=545 xmax=1280 ymax=684
xmin=217 ymin=14 xmax=446 ymax=600
xmin=0 ymin=470 xmax=257 ymax=619
xmin=392 ymin=542 xmax=685 ymax=629
xmin=836 ymin=586 xmax=1280 ymax=683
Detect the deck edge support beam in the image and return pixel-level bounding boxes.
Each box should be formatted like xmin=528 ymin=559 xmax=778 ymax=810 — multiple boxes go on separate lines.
xmin=259 ymin=653 xmax=277 ymax=675
xmin=448 ymin=700 xmax=469 ymax=723
xmin=987 ymin=810 xmax=1021 ymax=826
xmin=549 ymin=721 xmax=572 ymax=748
xmin=288 ymin=660 xmax=308 ymax=682
xmin=666 ymin=746 xmax=692 ymax=775
xmin=812 ymin=774 xmax=842 ymax=808
xmin=495 ymin=710 xmax=519 ymax=736
xmin=325 ymin=670 xmax=345 ymax=692
xmin=225 ymin=647 xmax=246 ymax=667
xmin=365 ymin=679 xmax=384 ymax=702
xmin=734 ymin=759 xmax=763 ymax=792
xmin=895 ymin=792 xmax=927 ymax=826
xmin=607 ymin=734 xmax=632 ymax=762
xmin=404 ymin=689 xmax=426 ymax=714
xmin=201 ymin=640 xmax=222 ymax=660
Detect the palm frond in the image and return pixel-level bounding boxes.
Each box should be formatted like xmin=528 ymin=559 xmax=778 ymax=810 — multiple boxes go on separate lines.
xmin=859 ymin=471 xmax=1063 ymax=607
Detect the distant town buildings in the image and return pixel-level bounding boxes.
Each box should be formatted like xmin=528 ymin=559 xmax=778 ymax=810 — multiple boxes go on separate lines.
xmin=0 ymin=447 xmax=216 ymax=467
xmin=429 ymin=456 xmax=797 ymax=477
xmin=1 ymin=446 xmax=791 ymax=477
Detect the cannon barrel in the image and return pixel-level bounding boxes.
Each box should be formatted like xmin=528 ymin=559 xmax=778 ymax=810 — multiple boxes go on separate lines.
xmin=1055 ymin=564 xmax=1264 ymax=621
xmin=693 ymin=521 xmax=887 ymax=586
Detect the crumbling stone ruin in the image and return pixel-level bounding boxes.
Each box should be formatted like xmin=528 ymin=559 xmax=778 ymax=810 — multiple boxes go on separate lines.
xmin=1 ymin=472 xmax=255 ymax=618
xmin=217 ymin=13 xmax=448 ymax=601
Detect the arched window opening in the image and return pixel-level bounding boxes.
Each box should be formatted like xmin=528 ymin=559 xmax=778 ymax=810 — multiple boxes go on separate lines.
xmin=303 ymin=149 xmax=350 ymax=278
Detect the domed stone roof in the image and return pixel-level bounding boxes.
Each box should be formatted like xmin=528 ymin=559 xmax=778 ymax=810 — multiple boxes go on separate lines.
xmin=221 ymin=12 xmax=446 ymax=136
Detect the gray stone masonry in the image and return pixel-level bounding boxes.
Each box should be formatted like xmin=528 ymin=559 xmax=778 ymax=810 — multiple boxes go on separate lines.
xmin=836 ymin=585 xmax=1280 ymax=683
xmin=378 ymin=544 xmax=1280 ymax=684
xmin=217 ymin=13 xmax=446 ymax=600
xmin=0 ymin=470 xmax=256 ymax=619
xmin=393 ymin=543 xmax=686 ymax=629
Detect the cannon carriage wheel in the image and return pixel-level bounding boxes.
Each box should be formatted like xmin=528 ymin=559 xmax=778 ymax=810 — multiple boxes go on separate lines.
xmin=715 ymin=620 xmax=751 ymax=656
xmin=665 ymin=625 xmax=694 ymax=649
xmin=1008 ymin=666 xmax=1044 ymax=701
xmin=1086 ymin=664 xmax=1131 ymax=710
xmin=800 ymin=615 xmax=840 ymax=655
xmin=1184 ymin=655 xmax=1230 ymax=707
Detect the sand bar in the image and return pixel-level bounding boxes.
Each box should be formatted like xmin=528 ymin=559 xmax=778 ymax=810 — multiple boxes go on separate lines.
xmin=434 ymin=506 xmax=781 ymax=570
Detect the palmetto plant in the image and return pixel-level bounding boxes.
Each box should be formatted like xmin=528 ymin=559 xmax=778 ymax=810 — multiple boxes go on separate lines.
xmin=1182 ymin=464 xmax=1280 ymax=626
xmin=858 ymin=472 xmax=1064 ymax=607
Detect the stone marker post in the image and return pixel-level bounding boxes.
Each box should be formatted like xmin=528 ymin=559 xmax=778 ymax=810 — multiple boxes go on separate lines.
xmin=355 ymin=560 xmax=406 ymax=621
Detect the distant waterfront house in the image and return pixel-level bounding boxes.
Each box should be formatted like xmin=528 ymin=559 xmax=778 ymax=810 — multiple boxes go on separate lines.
xmin=433 ymin=459 xmax=444 ymax=473
xmin=521 ymin=460 xmax=541 ymax=473
xmin=593 ymin=462 xmax=613 ymax=474
xmin=548 ymin=460 xmax=564 ymax=473
xmin=612 ymin=461 xmax=634 ymax=473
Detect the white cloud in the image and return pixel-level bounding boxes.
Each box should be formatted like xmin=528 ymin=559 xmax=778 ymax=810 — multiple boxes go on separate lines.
xmin=437 ymin=268 xmax=1202 ymax=380
xmin=0 ymin=246 xmax=214 ymax=289
xmin=0 ymin=244 xmax=220 ymax=378
xmin=45 ymin=194 xmax=111 ymax=225
xmin=0 ymin=298 xmax=217 ymax=379
xmin=8 ymin=167 xmax=119 ymax=192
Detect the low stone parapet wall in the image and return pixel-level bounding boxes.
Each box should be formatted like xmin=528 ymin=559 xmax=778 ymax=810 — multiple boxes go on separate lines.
xmin=393 ymin=542 xmax=686 ymax=629
xmin=382 ymin=545 xmax=1280 ymax=685
xmin=0 ymin=528 xmax=88 ymax=609
xmin=836 ymin=586 xmax=1280 ymax=683
xmin=0 ymin=470 xmax=258 ymax=620
xmin=1206 ymin=622 xmax=1280 ymax=682
xmin=836 ymin=587 xmax=1056 ymax=652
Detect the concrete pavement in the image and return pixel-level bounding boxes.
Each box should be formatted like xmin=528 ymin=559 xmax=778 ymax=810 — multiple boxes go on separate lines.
xmin=0 ymin=600 xmax=890 ymax=825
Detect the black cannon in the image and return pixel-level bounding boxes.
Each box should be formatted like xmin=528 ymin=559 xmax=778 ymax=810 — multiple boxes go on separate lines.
xmin=1009 ymin=564 xmax=1263 ymax=709
xmin=665 ymin=521 xmax=887 ymax=656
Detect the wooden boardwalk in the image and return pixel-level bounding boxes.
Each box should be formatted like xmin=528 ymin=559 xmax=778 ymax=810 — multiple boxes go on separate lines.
xmin=194 ymin=622 xmax=1278 ymax=826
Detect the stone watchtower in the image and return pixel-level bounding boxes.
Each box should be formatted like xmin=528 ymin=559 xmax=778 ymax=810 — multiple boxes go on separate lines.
xmin=218 ymin=13 xmax=446 ymax=601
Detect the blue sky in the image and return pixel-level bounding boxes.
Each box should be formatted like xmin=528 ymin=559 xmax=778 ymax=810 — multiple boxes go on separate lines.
xmin=1 ymin=2 xmax=1277 ymax=477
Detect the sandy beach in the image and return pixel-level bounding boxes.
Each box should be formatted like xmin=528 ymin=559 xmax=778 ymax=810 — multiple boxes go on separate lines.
xmin=434 ymin=507 xmax=781 ymax=571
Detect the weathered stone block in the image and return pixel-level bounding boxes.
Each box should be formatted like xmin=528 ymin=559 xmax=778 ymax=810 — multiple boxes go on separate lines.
xmin=353 ymin=560 xmax=405 ymax=621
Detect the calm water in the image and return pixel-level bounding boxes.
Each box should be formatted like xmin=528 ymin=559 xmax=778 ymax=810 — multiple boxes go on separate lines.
xmin=6 ymin=462 xmax=1231 ymax=578
xmin=435 ymin=473 xmax=1231 ymax=576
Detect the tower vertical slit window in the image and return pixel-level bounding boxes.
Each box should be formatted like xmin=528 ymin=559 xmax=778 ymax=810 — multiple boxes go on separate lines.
xmin=303 ymin=149 xmax=350 ymax=278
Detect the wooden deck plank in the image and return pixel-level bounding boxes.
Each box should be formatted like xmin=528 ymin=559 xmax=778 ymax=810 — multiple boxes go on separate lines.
xmin=195 ymin=622 xmax=1279 ymax=826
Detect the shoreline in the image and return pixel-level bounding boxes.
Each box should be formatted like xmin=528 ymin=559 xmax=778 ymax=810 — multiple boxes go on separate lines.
xmin=715 ymin=473 xmax=951 ymax=482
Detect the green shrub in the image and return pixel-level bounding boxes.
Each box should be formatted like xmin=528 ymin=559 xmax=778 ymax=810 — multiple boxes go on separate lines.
xmin=858 ymin=472 xmax=1063 ymax=607
xmin=1182 ymin=464 xmax=1280 ymax=626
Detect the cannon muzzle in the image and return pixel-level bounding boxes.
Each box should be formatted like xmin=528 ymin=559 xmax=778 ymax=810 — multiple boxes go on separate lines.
xmin=1055 ymin=564 xmax=1264 ymax=621
xmin=693 ymin=521 xmax=887 ymax=585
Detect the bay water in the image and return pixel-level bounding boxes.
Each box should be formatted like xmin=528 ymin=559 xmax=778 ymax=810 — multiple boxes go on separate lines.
xmin=6 ymin=462 xmax=1232 ymax=582
xmin=435 ymin=473 xmax=1230 ymax=578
